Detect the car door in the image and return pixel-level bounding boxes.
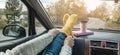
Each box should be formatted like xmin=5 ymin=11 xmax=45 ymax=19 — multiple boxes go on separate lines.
xmin=0 ymin=0 xmax=53 ymax=52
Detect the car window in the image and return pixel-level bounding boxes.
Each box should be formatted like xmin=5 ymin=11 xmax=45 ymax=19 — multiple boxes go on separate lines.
xmin=40 ymin=0 xmax=120 ymax=31
xmin=0 ymin=0 xmax=28 ymax=41
xmin=0 ymin=0 xmax=46 ymax=42
xmin=35 ymin=18 xmax=46 ymax=35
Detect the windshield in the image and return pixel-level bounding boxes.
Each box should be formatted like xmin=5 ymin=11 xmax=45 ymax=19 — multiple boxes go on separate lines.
xmin=41 ymin=0 xmax=120 ymax=30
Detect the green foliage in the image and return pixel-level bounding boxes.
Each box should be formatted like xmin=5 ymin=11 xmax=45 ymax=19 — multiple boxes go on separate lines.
xmin=0 ymin=18 xmax=7 ymax=29
xmin=5 ymin=0 xmax=22 ymax=24
xmin=0 ymin=9 xmax=7 ymax=29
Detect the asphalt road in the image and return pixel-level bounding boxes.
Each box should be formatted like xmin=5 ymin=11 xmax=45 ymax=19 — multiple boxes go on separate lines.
xmin=74 ymin=18 xmax=106 ymax=29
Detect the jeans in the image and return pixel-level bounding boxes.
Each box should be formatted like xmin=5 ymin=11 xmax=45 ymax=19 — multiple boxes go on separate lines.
xmin=42 ymin=33 xmax=66 ymax=55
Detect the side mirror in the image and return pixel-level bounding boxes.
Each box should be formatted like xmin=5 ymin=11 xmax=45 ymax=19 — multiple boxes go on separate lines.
xmin=3 ymin=25 xmax=26 ymax=38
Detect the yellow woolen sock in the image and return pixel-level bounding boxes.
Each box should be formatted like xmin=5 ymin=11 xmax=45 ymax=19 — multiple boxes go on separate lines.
xmin=60 ymin=14 xmax=78 ymax=37
xmin=63 ymin=14 xmax=70 ymax=25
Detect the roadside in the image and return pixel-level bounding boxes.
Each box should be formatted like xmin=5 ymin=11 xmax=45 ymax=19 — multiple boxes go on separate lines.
xmin=74 ymin=18 xmax=120 ymax=30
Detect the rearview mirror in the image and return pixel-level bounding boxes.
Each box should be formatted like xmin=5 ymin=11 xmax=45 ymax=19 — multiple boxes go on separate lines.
xmin=3 ymin=25 xmax=26 ymax=38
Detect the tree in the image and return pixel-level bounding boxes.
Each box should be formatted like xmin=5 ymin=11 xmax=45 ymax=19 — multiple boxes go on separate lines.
xmin=0 ymin=10 xmax=2 ymax=19
xmin=69 ymin=0 xmax=88 ymax=22
xmin=0 ymin=9 xmax=7 ymax=29
xmin=5 ymin=0 xmax=22 ymax=24
xmin=110 ymin=3 xmax=120 ymax=24
xmin=89 ymin=2 xmax=109 ymax=22
xmin=46 ymin=0 xmax=65 ymax=24
xmin=46 ymin=0 xmax=88 ymax=24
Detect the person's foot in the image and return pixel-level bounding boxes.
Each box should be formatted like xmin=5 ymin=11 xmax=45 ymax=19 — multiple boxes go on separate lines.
xmin=60 ymin=14 xmax=78 ymax=37
xmin=63 ymin=14 xmax=70 ymax=25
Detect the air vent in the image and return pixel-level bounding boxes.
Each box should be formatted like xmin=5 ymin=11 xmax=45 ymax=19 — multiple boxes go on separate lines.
xmin=90 ymin=41 xmax=101 ymax=47
xmin=106 ymin=42 xmax=118 ymax=49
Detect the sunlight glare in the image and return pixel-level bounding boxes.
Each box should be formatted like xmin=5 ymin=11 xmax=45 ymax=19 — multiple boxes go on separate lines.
xmin=84 ymin=0 xmax=101 ymax=12
xmin=84 ymin=0 xmax=114 ymax=12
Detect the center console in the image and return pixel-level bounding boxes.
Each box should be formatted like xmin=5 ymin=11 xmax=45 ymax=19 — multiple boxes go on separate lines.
xmin=89 ymin=40 xmax=119 ymax=55
xmin=73 ymin=30 xmax=120 ymax=55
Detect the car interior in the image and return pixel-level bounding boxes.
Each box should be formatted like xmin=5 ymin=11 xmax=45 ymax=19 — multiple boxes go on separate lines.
xmin=0 ymin=0 xmax=120 ymax=55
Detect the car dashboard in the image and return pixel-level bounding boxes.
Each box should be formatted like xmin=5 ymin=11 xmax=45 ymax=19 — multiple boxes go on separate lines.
xmin=72 ymin=29 xmax=120 ymax=55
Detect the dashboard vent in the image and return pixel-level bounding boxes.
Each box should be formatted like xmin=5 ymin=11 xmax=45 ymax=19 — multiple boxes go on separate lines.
xmin=90 ymin=41 xmax=101 ymax=47
xmin=106 ymin=42 xmax=118 ymax=49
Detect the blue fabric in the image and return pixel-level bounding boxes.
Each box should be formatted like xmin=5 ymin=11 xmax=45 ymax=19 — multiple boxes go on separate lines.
xmin=42 ymin=33 xmax=66 ymax=55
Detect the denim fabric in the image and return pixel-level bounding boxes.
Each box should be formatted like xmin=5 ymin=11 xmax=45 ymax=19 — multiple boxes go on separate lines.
xmin=42 ymin=33 xmax=66 ymax=55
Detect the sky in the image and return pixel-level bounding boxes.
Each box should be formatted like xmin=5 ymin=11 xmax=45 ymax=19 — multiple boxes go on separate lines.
xmin=0 ymin=0 xmax=7 ymax=9
xmin=0 ymin=0 xmax=114 ymax=12
xmin=84 ymin=0 xmax=114 ymax=12
xmin=40 ymin=0 xmax=59 ymax=8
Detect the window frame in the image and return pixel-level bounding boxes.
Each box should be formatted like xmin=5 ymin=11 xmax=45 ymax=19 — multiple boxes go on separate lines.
xmin=0 ymin=0 xmax=54 ymax=51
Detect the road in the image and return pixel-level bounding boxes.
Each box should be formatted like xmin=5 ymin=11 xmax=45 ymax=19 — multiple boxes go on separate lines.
xmin=74 ymin=18 xmax=106 ymax=29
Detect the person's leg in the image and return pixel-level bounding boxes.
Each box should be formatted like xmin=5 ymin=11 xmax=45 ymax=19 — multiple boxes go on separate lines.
xmin=42 ymin=33 xmax=66 ymax=55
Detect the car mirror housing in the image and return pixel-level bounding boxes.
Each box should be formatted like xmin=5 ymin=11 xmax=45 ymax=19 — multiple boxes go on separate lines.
xmin=2 ymin=25 xmax=26 ymax=38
